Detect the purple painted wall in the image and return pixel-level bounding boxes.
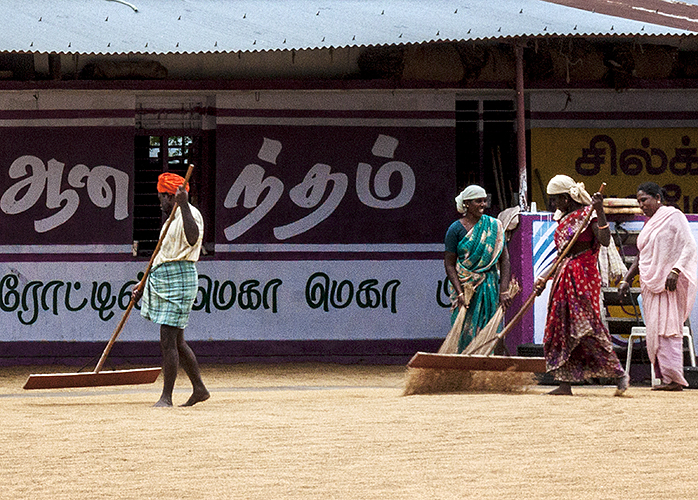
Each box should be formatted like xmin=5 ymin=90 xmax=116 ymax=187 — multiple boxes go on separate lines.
xmin=504 ymin=213 xmax=536 ymax=353
xmin=0 ymin=126 xmax=135 ymax=245
xmin=215 ymin=122 xmax=455 ymax=247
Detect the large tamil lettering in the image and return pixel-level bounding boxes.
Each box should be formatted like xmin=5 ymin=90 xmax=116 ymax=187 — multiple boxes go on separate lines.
xmin=0 ymin=155 xmax=129 ymax=233
xmin=531 ymin=129 xmax=698 ymax=213
xmin=223 ymin=134 xmax=416 ymax=241
xmin=0 ymin=270 xmax=416 ymax=326
xmin=575 ymin=134 xmax=698 ymax=212
xmin=576 ymin=134 xmax=698 ymax=177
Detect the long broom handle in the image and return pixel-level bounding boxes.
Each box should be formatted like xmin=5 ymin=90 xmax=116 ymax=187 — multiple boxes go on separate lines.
xmin=94 ymin=165 xmax=195 ymax=373
xmin=482 ymin=183 xmax=606 ymax=350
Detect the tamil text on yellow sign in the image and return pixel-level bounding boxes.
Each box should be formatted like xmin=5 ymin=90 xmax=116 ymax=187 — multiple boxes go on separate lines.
xmin=531 ymin=128 xmax=698 ymax=213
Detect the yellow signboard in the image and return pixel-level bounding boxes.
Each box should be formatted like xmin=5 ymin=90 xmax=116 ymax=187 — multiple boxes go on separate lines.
xmin=531 ymin=128 xmax=698 ymax=213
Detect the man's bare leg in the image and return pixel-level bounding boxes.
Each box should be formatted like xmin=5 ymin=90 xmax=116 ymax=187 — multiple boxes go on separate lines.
xmin=154 ymin=325 xmax=180 ymax=407
xmin=175 ymin=329 xmax=210 ymax=406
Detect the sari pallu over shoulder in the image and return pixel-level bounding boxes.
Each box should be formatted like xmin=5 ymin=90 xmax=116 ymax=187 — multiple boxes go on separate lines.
xmin=637 ymin=205 xmax=698 ymax=368
xmin=637 ymin=205 xmax=698 ymax=296
xmin=450 ymin=215 xmax=505 ymax=352
xmin=554 ymin=206 xmax=596 ymax=253
xmin=547 ymin=206 xmax=598 ymax=323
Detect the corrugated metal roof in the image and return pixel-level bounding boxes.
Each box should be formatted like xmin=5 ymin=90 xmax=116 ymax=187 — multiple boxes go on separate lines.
xmin=0 ymin=0 xmax=693 ymax=56
xmin=546 ymin=0 xmax=698 ymax=32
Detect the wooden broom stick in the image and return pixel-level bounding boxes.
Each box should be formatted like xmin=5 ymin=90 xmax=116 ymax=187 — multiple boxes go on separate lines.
xmin=94 ymin=165 xmax=195 ymax=373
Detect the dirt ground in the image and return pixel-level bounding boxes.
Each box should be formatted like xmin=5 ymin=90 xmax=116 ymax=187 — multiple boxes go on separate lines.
xmin=2 ymin=363 xmax=698 ymax=500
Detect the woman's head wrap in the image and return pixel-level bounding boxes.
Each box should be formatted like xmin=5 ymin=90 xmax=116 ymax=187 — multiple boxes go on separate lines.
xmin=455 ymin=185 xmax=487 ymax=214
xmin=546 ymin=175 xmax=591 ymax=205
xmin=157 ymin=172 xmax=189 ymax=195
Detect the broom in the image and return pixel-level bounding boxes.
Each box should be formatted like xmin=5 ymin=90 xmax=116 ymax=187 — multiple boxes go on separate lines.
xmin=462 ymin=278 xmax=521 ymax=356
xmin=437 ymin=279 xmax=520 ymax=356
xmin=403 ymin=279 xmax=532 ymax=395
xmin=404 ymin=184 xmax=606 ymax=395
xmin=437 ymin=282 xmax=476 ymax=354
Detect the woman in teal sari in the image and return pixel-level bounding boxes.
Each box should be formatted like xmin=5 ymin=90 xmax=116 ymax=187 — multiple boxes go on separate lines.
xmin=444 ymin=185 xmax=511 ymax=352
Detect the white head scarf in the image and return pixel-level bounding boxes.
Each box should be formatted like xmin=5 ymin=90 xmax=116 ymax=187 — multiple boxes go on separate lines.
xmin=546 ymin=174 xmax=592 ymax=220
xmin=546 ymin=175 xmax=592 ymax=204
xmin=455 ymin=185 xmax=487 ymax=214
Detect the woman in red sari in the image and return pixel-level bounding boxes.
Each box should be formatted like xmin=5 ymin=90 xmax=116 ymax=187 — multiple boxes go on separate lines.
xmin=536 ymin=175 xmax=629 ymax=396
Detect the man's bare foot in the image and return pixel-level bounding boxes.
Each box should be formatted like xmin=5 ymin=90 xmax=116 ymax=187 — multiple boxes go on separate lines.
xmin=180 ymin=390 xmax=210 ymax=407
xmin=547 ymin=383 xmax=573 ymax=395
xmin=153 ymin=398 xmax=173 ymax=407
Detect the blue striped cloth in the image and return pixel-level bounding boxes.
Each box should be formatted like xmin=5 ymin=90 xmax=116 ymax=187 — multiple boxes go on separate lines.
xmin=141 ymin=261 xmax=198 ymax=329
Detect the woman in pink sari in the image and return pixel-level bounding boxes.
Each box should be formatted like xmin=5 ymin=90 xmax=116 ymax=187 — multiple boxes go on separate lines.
xmin=619 ymin=182 xmax=698 ymax=391
xmin=537 ymin=175 xmax=628 ymax=396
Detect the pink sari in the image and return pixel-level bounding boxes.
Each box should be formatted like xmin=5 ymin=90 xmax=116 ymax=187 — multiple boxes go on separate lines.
xmin=638 ymin=205 xmax=698 ymax=386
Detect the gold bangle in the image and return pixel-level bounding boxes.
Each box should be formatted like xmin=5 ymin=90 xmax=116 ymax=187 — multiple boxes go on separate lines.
xmin=670 ymin=269 xmax=680 ymax=275
xmin=597 ymin=223 xmax=609 ymax=230
xmin=618 ymin=280 xmax=628 ymax=285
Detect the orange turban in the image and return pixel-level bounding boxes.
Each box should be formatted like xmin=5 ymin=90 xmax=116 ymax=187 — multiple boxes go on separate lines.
xmin=157 ymin=172 xmax=189 ymax=195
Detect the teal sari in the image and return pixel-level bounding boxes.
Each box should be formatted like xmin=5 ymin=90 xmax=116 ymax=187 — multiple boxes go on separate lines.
xmin=450 ymin=215 xmax=505 ymax=352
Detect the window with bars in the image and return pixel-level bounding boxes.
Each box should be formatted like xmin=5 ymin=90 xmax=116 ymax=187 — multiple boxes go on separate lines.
xmin=133 ymin=134 xmax=202 ymax=256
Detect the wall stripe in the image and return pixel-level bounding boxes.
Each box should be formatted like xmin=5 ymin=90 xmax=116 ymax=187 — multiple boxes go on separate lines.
xmin=217 ymin=117 xmax=453 ymax=127
xmin=0 ymin=245 xmax=133 ymax=254
xmin=0 ymin=118 xmax=135 ymax=127
xmin=0 ymin=109 xmax=134 ymax=119
xmin=215 ymin=243 xmax=443 ymax=253
xmin=217 ymin=109 xmax=455 ymax=119
xmin=217 ymin=108 xmax=454 ymax=127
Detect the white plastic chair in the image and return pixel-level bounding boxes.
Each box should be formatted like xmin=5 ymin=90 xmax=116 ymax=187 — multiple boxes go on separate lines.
xmin=625 ymin=325 xmax=696 ymax=387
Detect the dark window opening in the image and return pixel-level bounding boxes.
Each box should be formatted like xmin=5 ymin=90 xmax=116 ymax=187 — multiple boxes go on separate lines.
xmin=133 ymin=134 xmax=204 ymax=256
xmin=456 ymin=99 xmax=518 ymax=214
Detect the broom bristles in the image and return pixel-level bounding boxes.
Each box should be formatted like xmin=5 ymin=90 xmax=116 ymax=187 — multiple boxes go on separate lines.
xmin=407 ymin=277 xmax=534 ymax=396
xmin=461 ymin=278 xmax=521 ymax=356
xmin=403 ymin=367 xmax=536 ymax=396
xmin=438 ymin=306 xmax=466 ymax=354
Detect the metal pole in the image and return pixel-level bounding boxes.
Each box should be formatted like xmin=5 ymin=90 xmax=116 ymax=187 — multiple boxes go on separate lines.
xmin=515 ymin=43 xmax=528 ymax=211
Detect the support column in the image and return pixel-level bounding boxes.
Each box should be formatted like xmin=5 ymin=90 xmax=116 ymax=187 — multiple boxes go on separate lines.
xmin=515 ymin=43 xmax=528 ymax=211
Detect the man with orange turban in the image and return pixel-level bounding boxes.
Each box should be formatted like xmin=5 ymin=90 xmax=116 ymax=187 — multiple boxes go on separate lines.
xmin=157 ymin=172 xmax=190 ymax=195
xmin=134 ymin=171 xmax=209 ymax=407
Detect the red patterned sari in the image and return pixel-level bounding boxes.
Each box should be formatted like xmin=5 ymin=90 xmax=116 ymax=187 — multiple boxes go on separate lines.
xmin=543 ymin=206 xmax=625 ymax=382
